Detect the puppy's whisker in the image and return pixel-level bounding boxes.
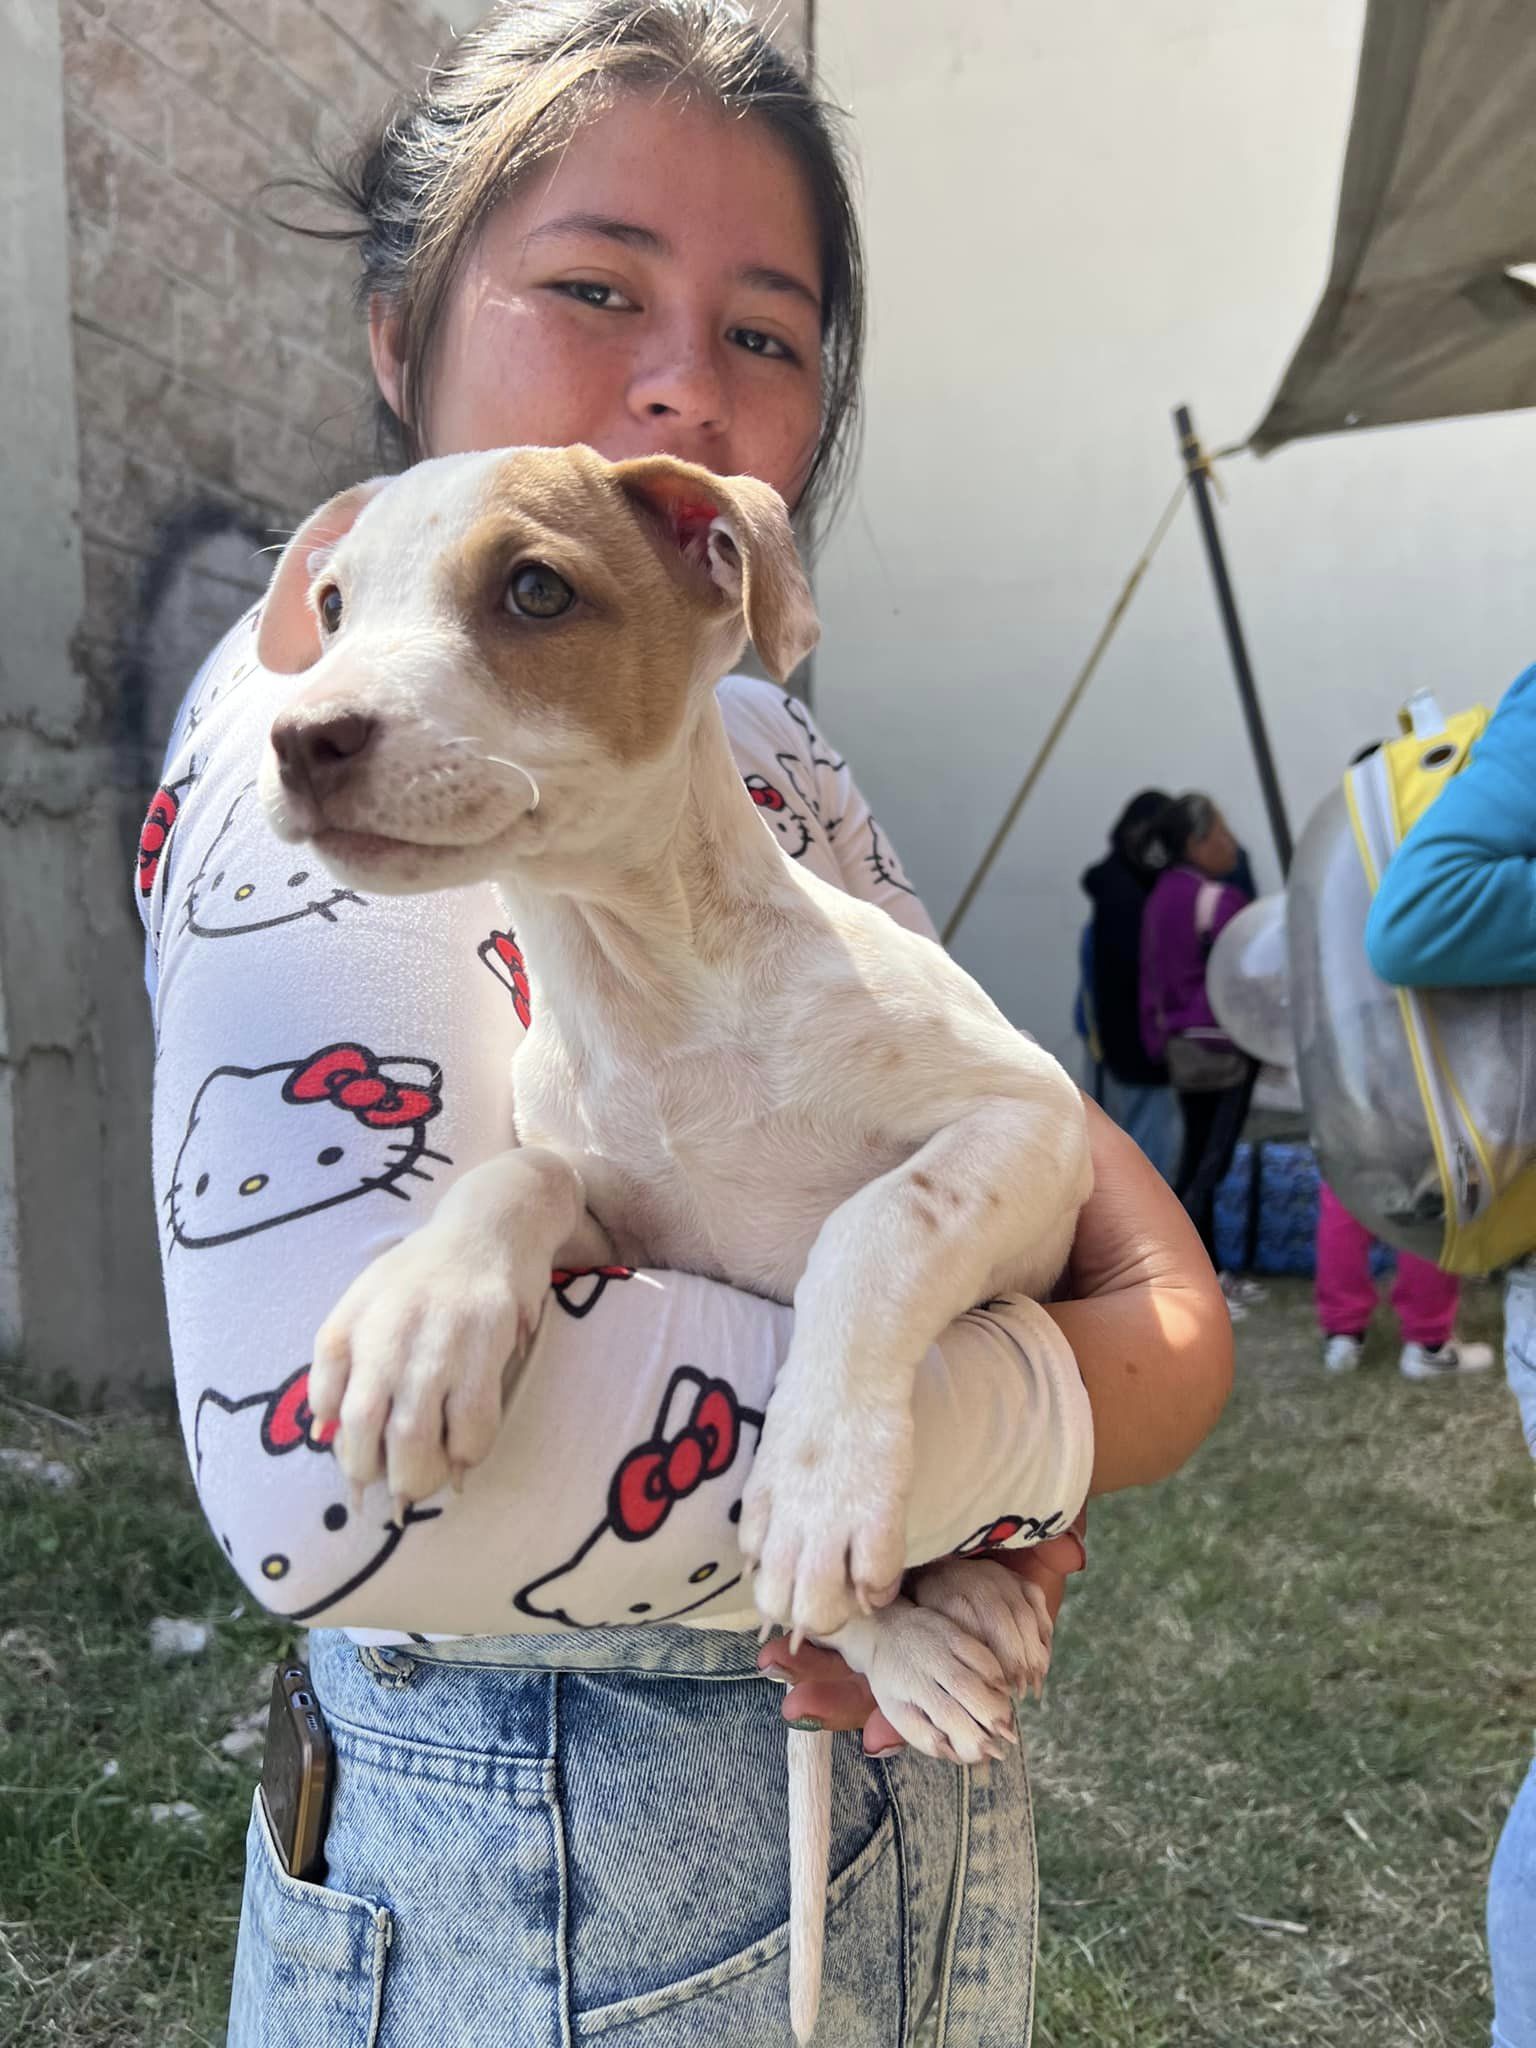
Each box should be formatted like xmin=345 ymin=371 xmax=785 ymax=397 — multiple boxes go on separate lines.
xmin=440 ymin=737 xmax=540 ymax=812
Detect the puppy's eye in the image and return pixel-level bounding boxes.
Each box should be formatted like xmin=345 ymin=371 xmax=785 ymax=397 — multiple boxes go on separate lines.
xmin=506 ymin=563 xmax=574 ymax=619
xmin=317 ymin=584 xmax=343 ymax=634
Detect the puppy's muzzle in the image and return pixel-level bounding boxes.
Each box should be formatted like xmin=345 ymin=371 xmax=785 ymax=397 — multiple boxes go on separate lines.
xmin=270 ymin=706 xmax=377 ymax=808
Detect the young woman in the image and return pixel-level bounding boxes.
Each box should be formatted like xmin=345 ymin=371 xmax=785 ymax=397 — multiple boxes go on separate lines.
xmin=140 ymin=6 xmax=1232 ymax=2040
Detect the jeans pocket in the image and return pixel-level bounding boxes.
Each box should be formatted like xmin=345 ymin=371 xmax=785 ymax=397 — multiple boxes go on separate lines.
xmin=572 ymin=1807 xmax=903 ymax=2046
xmin=227 ymin=1790 xmax=393 ymax=2048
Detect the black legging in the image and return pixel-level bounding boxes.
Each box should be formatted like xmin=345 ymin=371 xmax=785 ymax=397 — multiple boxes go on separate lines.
xmin=1174 ymin=1065 xmax=1257 ymax=1267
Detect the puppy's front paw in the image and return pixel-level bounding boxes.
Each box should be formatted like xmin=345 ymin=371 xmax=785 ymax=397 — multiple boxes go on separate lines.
xmin=307 ymin=1227 xmax=551 ymax=1507
xmin=740 ymin=1389 xmax=912 ymax=1640
xmin=908 ymin=1557 xmax=1053 ymax=1701
xmin=836 ymin=1599 xmax=1017 ymax=1766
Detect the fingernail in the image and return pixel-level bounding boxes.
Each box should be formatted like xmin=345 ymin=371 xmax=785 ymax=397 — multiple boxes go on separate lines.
xmin=786 ymin=1715 xmax=825 ymax=1733
xmin=866 ymin=1739 xmax=904 ymax=1757
xmin=760 ymin=1667 xmax=793 ymax=1687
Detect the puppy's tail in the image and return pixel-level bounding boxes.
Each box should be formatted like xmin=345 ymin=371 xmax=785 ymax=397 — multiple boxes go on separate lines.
xmin=788 ymin=1726 xmax=832 ymax=2044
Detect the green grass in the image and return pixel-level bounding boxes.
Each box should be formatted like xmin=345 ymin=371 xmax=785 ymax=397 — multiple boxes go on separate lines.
xmin=0 ymin=1396 xmax=298 ymax=2045
xmin=1 ymin=1280 xmax=1531 ymax=2044
xmin=1031 ymin=1277 xmax=1532 ymax=2047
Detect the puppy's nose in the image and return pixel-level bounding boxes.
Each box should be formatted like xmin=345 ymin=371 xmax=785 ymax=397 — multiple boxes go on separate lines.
xmin=270 ymin=708 xmax=377 ymax=802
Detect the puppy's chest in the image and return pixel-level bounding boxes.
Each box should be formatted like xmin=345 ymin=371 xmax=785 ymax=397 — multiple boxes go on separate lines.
xmin=515 ymin=1030 xmax=907 ymax=1297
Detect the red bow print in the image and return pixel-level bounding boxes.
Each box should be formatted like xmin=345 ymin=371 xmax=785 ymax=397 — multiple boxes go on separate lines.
xmin=610 ymin=1379 xmax=740 ymax=1540
xmin=487 ymin=931 xmax=532 ymax=1029
xmin=138 ymin=786 xmax=180 ymax=897
xmin=956 ymin=1511 xmax=1064 ymax=1556
xmin=262 ymin=1367 xmax=338 ymax=1454
xmin=745 ymin=775 xmax=786 ymax=812
xmin=283 ymin=1043 xmax=442 ymax=1129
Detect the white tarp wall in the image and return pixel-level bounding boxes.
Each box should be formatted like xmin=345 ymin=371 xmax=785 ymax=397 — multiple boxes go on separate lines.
xmin=813 ymin=0 xmax=1536 ymax=1069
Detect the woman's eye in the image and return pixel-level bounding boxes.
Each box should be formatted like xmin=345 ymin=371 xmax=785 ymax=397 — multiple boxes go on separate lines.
xmin=317 ymin=585 xmax=343 ymax=633
xmin=729 ymin=327 xmax=794 ymax=361
xmin=506 ymin=563 xmax=575 ymax=619
xmin=553 ymin=281 xmax=636 ymax=311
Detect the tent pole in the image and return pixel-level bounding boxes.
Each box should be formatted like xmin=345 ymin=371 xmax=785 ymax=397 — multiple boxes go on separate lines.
xmin=1172 ymin=403 xmax=1294 ymax=875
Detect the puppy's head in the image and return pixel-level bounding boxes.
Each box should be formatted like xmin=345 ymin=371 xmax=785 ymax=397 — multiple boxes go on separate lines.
xmin=256 ymin=446 xmax=818 ymax=893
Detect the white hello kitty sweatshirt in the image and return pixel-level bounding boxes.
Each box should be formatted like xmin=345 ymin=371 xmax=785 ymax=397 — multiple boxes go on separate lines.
xmin=138 ymin=609 xmax=1092 ymax=1642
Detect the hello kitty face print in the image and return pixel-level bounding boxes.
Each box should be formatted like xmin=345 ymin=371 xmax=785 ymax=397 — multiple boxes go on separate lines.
xmin=167 ymin=1041 xmax=448 ymax=1249
xmin=743 ymin=774 xmax=813 ymax=859
xmin=193 ymin=1364 xmax=441 ymax=1620
xmin=181 ymin=785 xmax=365 ymax=939
xmin=551 ymin=1264 xmax=634 ymax=1318
xmin=514 ymin=1367 xmax=762 ymax=1627
xmin=864 ymin=818 xmax=917 ymax=899
xmin=178 ymin=612 xmax=260 ymax=738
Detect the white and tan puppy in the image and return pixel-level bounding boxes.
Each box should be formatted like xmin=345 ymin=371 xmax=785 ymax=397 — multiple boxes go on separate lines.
xmin=256 ymin=445 xmax=1092 ymax=2039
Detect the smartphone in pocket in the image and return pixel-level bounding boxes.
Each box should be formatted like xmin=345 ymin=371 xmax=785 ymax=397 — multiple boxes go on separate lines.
xmin=258 ymin=1661 xmax=335 ymax=1882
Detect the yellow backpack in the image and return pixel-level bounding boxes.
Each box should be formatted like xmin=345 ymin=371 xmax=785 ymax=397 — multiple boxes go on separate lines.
xmin=1289 ymin=693 xmax=1536 ymax=1274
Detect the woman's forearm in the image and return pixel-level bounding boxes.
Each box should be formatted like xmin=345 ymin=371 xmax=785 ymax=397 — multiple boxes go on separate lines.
xmin=1049 ymin=1096 xmax=1233 ymax=1494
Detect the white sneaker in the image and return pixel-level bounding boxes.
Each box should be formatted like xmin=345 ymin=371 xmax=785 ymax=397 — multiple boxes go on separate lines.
xmin=1399 ymin=1340 xmax=1496 ymax=1382
xmin=1323 ymin=1334 xmax=1365 ymax=1374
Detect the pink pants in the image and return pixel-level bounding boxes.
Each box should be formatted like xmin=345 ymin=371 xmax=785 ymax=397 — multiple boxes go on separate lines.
xmin=1315 ymin=1181 xmax=1458 ymax=1347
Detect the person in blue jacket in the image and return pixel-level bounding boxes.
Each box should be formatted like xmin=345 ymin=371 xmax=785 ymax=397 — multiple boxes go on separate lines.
xmin=1366 ymin=661 xmax=1536 ymax=2048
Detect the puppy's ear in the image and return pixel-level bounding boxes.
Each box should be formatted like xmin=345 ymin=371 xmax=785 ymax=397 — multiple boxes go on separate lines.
xmin=256 ymin=477 xmax=392 ymax=676
xmin=615 ymin=458 xmax=820 ymax=683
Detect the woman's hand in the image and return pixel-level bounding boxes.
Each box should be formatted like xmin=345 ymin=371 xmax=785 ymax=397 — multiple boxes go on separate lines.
xmin=757 ymin=1528 xmax=1086 ymax=1751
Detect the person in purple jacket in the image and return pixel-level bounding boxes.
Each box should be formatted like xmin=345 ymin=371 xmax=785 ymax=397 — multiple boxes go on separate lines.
xmin=1140 ymin=794 xmax=1257 ymax=1307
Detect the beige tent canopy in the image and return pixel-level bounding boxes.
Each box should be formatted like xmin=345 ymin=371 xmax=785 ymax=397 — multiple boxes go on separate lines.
xmin=1251 ymin=0 xmax=1536 ymax=453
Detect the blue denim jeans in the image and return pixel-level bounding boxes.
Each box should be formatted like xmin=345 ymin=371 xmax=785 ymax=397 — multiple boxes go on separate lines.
xmin=1490 ymin=1263 xmax=1536 ymax=2045
xmin=228 ymin=1624 xmax=1038 ymax=2046
xmin=1491 ymin=1757 xmax=1536 ymax=2048
xmin=1504 ymin=1261 xmax=1536 ymax=1460
xmin=1094 ymin=1072 xmax=1180 ymax=1185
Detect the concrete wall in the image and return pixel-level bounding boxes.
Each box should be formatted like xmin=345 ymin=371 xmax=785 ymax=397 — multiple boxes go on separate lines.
xmin=62 ymin=0 xmax=445 ymax=762
xmin=4 ymin=0 xmax=443 ymax=1394
xmin=812 ymin=0 xmax=1536 ymax=1068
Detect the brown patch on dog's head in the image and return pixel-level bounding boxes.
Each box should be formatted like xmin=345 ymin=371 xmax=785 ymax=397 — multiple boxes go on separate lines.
xmin=438 ymin=448 xmax=817 ymax=770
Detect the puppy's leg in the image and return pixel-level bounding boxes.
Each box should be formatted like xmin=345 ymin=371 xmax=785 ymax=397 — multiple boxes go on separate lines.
xmin=741 ymin=1095 xmax=1086 ymax=1640
xmin=308 ymin=1146 xmax=611 ymax=1506
xmin=907 ymin=1558 xmax=1053 ymax=1703
xmin=829 ymin=1598 xmax=1017 ymax=1766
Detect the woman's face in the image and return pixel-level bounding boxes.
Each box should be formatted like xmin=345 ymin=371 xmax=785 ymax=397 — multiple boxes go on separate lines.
xmin=372 ymin=94 xmax=826 ymax=506
xmin=1188 ymin=811 xmax=1240 ymax=879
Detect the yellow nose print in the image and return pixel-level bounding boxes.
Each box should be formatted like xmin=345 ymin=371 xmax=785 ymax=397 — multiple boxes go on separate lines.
xmin=234 ymin=883 xmax=255 ymax=900
xmin=689 ymin=1562 xmax=718 ymax=1584
xmin=261 ymin=1554 xmax=290 ymax=1580
xmin=239 ymin=1174 xmax=269 ymax=1196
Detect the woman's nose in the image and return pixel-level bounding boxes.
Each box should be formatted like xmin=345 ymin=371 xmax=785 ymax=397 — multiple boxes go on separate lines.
xmin=627 ymin=327 xmax=729 ymax=435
